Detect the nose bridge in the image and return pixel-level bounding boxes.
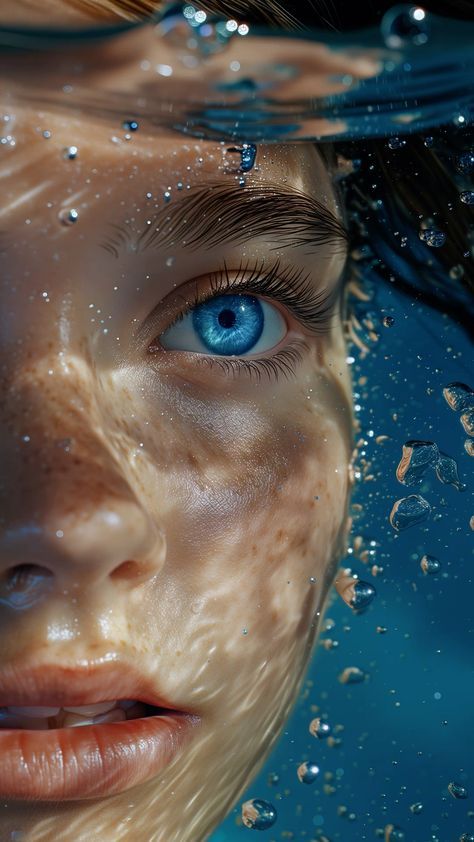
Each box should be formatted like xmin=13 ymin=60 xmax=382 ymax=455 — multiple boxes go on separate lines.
xmin=0 ymin=352 xmax=164 ymax=590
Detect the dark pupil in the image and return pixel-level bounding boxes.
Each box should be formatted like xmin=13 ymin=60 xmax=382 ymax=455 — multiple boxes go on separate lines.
xmin=218 ymin=309 xmax=236 ymax=329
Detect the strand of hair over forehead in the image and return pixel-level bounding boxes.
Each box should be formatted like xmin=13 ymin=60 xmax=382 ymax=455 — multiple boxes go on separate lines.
xmin=70 ymin=0 xmax=304 ymax=26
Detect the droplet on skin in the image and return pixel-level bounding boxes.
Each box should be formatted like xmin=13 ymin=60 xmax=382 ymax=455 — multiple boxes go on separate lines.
xmin=241 ymin=798 xmax=277 ymax=830
xmin=448 ymin=782 xmax=468 ymax=799
xmin=396 ymin=440 xmax=439 ymax=486
xmin=297 ymin=761 xmax=320 ymax=784
xmin=339 ymin=666 xmax=366 ymax=684
xmin=435 ymin=452 xmax=466 ymax=491
xmin=122 ymin=119 xmax=139 ymax=131
xmin=389 ymin=494 xmax=431 ymax=531
xmin=309 ymin=718 xmax=331 ymax=739
xmin=63 ymin=145 xmax=78 ymax=160
xmin=420 ymin=554 xmax=441 ymax=575
xmin=443 ymin=382 xmax=474 ymax=412
xmin=58 ymin=208 xmax=79 ymax=226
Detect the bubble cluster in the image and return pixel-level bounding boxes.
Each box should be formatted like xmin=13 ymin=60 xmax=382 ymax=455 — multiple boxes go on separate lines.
xmin=297 ymin=761 xmax=320 ymax=784
xmin=390 ymin=494 xmax=431 ymax=531
xmin=241 ymin=798 xmax=277 ymax=830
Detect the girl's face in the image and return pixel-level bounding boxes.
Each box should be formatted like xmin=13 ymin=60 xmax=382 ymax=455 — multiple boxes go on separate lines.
xmin=0 ymin=47 xmax=354 ymax=841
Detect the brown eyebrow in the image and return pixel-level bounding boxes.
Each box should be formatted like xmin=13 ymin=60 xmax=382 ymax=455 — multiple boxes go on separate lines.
xmin=99 ymin=181 xmax=348 ymax=259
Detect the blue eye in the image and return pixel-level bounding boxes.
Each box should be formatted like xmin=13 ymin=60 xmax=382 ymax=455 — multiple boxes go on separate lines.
xmin=160 ymin=293 xmax=287 ymax=357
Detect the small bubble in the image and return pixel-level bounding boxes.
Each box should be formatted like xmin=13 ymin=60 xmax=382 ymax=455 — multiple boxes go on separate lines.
xmin=449 ymin=264 xmax=465 ymax=280
xmin=58 ymin=208 xmax=79 ymax=226
xmin=267 ymin=772 xmax=279 ymax=786
xmin=239 ymin=176 xmax=246 ymax=187
xmin=384 ymin=824 xmax=405 ymax=841
xmin=389 ymin=494 xmax=431 ymax=531
xmin=349 ymin=580 xmax=376 ymax=611
xmin=241 ymin=798 xmax=277 ymax=830
xmin=42 ymin=129 xmax=52 ymax=139
xmin=418 ymin=228 xmax=446 ymax=248
xmin=383 ymin=315 xmax=395 ymax=327
xmin=448 ymin=782 xmax=468 ymax=800
xmin=464 ymin=439 xmax=474 ymax=457
xmin=297 ymin=761 xmax=320 ymax=784
xmin=460 ymin=190 xmax=474 ymax=205
xmin=166 ymin=256 xmax=175 ymax=267
xmin=420 ymin=554 xmax=441 ymax=575
xmin=423 ymin=135 xmax=434 ymax=147
xmin=456 ymin=152 xmax=474 ymax=174
xmin=387 ymin=137 xmax=406 ymax=150
xmin=339 ymin=666 xmax=366 ymax=684
xmin=309 ymin=718 xmax=332 ymax=739
xmin=410 ymin=802 xmax=423 ymax=814
xmin=163 ymin=191 xmax=171 ymax=202
xmin=122 ymin=119 xmax=139 ymax=131
xmin=381 ymin=5 xmax=429 ymax=48
xmin=63 ymin=145 xmax=78 ymax=160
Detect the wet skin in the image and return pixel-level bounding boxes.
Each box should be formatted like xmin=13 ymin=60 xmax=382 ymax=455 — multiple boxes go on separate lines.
xmin=0 ymin=42 xmax=354 ymax=842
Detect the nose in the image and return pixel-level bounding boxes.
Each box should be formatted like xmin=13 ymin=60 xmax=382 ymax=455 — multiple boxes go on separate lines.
xmin=0 ymin=357 xmax=166 ymax=606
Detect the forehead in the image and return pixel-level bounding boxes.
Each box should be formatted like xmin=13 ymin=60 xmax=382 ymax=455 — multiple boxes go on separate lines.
xmin=0 ymin=0 xmax=131 ymax=25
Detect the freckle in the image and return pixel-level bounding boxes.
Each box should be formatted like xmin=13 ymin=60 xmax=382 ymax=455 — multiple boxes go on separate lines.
xmin=276 ymin=529 xmax=283 ymax=542
xmin=251 ymin=544 xmax=257 ymax=556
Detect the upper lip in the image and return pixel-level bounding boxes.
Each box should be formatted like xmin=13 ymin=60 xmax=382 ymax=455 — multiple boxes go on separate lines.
xmin=0 ymin=661 xmax=184 ymax=710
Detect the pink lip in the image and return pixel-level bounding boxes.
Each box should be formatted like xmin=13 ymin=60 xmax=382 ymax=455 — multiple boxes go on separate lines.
xmin=0 ymin=661 xmax=201 ymax=799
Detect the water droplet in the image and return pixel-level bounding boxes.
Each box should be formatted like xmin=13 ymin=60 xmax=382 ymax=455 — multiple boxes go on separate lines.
xmin=418 ymin=228 xmax=446 ymax=248
xmin=166 ymin=256 xmax=175 ymax=267
xmin=389 ymin=494 xmax=431 ymax=531
xmin=241 ymin=798 xmax=277 ymax=830
xmin=456 ymin=152 xmax=474 ymax=174
xmin=460 ymin=190 xmax=474 ymax=205
xmin=409 ymin=802 xmax=423 ymax=814
xmin=420 ymin=554 xmax=441 ymax=575
xmin=396 ymin=440 xmax=439 ymax=486
xmin=449 ymin=264 xmax=465 ymax=280
xmin=387 ymin=137 xmax=406 ymax=150
xmin=62 ymin=145 xmax=78 ymax=160
xmin=267 ymin=772 xmax=279 ymax=786
xmin=464 ymin=439 xmax=474 ymax=457
xmin=461 ymin=407 xmax=474 ymax=436
xmin=443 ymin=382 xmax=474 ymax=412
xmin=58 ymin=208 xmax=79 ymax=225
xmin=339 ymin=666 xmax=366 ymax=684
xmin=435 ymin=452 xmax=466 ymax=491
xmin=122 ymin=119 xmax=139 ymax=132
xmin=448 ymin=782 xmax=468 ymax=799
xmin=383 ymin=315 xmax=395 ymax=327
xmin=384 ymin=825 xmax=405 ymax=841
xmin=238 ymin=176 xmax=246 ymax=187
xmin=297 ymin=761 xmax=320 ymax=784
xmin=423 ymin=135 xmax=434 ymax=147
xmin=309 ymin=717 xmax=332 ymax=739
xmin=460 ymin=834 xmax=474 ymax=842
xmin=163 ymin=191 xmax=171 ymax=202
xmin=381 ymin=5 xmax=429 ymax=48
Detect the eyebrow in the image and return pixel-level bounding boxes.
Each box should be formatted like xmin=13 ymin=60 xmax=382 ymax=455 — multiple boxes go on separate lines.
xmin=100 ymin=181 xmax=348 ymax=259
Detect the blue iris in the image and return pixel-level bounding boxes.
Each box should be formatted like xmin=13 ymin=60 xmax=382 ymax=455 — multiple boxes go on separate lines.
xmin=192 ymin=294 xmax=264 ymax=355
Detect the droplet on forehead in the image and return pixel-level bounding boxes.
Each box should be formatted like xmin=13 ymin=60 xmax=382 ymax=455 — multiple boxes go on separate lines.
xmin=58 ymin=208 xmax=79 ymax=226
xmin=63 ymin=146 xmax=78 ymax=160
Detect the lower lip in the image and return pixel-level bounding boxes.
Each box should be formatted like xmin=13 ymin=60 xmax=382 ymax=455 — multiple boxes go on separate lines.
xmin=0 ymin=711 xmax=200 ymax=800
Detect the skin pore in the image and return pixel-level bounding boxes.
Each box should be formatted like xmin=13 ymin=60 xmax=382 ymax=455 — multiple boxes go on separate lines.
xmin=0 ymin=20 xmax=354 ymax=842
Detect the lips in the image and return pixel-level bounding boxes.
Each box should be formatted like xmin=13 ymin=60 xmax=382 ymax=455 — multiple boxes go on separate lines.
xmin=0 ymin=661 xmax=201 ymax=799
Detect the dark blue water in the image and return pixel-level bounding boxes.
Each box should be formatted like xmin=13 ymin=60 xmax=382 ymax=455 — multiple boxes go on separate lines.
xmin=211 ymin=279 xmax=473 ymax=841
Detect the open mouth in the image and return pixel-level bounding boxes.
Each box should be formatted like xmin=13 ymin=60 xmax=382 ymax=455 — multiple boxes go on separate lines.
xmin=0 ymin=700 xmax=168 ymax=730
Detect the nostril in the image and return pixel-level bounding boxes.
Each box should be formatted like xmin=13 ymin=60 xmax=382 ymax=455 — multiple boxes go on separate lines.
xmin=110 ymin=559 xmax=159 ymax=585
xmin=0 ymin=564 xmax=54 ymax=609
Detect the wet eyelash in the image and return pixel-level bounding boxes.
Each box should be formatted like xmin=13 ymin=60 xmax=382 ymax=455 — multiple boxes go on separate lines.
xmin=194 ymin=340 xmax=310 ymax=384
xmin=171 ymin=257 xmax=339 ymax=336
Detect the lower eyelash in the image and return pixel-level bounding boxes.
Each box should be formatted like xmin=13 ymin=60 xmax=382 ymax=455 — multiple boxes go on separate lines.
xmin=192 ymin=340 xmax=309 ymax=384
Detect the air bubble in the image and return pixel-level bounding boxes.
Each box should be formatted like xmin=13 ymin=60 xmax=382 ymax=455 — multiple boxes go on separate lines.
xmin=381 ymin=5 xmax=429 ymax=48
xmin=396 ymin=440 xmax=439 ymax=486
xmin=309 ymin=718 xmax=332 ymax=739
xmin=383 ymin=315 xmax=395 ymax=327
xmin=297 ymin=761 xmax=320 ymax=784
xmin=435 ymin=452 xmax=466 ymax=491
xmin=384 ymin=825 xmax=405 ymax=841
xmin=122 ymin=119 xmax=139 ymax=132
xmin=443 ymin=382 xmax=474 ymax=412
xmin=350 ymin=580 xmax=376 ymax=611
xmin=339 ymin=666 xmax=366 ymax=684
xmin=464 ymin=439 xmax=474 ymax=457
xmin=418 ymin=228 xmax=446 ymax=248
xmin=420 ymin=554 xmax=441 ymax=575
xmin=461 ymin=407 xmax=474 ymax=436
xmin=387 ymin=137 xmax=406 ymax=150
xmin=389 ymin=494 xmax=431 ymax=531
xmin=58 ymin=208 xmax=79 ymax=225
xmin=460 ymin=191 xmax=474 ymax=205
xmin=409 ymin=802 xmax=423 ymax=814
xmin=449 ymin=265 xmax=465 ymax=280
xmin=456 ymin=152 xmax=474 ymax=174
xmin=460 ymin=834 xmax=474 ymax=841
xmin=241 ymin=798 xmax=277 ymax=830
xmin=448 ymin=782 xmax=468 ymax=799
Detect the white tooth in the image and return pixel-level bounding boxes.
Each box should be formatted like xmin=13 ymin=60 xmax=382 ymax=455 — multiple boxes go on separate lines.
xmin=62 ymin=713 xmax=96 ymax=728
xmin=6 ymin=706 xmax=61 ymax=717
xmin=93 ymin=709 xmax=126 ymax=725
xmin=119 ymin=700 xmax=137 ymax=710
xmin=63 ymin=701 xmax=118 ymax=716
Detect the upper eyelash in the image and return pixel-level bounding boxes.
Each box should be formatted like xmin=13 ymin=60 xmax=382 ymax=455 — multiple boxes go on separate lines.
xmin=167 ymin=257 xmax=339 ymax=336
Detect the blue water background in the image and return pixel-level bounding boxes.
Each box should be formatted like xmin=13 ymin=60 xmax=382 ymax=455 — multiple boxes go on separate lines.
xmin=211 ymin=279 xmax=474 ymax=841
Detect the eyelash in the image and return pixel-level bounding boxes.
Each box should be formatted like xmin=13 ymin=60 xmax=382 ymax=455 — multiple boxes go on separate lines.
xmin=156 ymin=259 xmax=337 ymax=383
